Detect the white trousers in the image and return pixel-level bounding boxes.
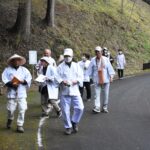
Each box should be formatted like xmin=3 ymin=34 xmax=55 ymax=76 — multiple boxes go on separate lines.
xmin=7 ymin=98 xmax=27 ymax=126
xmin=94 ymin=83 xmax=110 ymax=109
xmin=60 ymin=95 xmax=84 ymax=129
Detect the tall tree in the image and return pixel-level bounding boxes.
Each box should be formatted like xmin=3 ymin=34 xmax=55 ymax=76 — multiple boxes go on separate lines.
xmin=121 ymin=0 xmax=124 ymax=14
xmin=11 ymin=0 xmax=31 ymax=40
xmin=44 ymin=0 xmax=55 ymax=27
xmin=103 ymin=0 xmax=109 ymax=5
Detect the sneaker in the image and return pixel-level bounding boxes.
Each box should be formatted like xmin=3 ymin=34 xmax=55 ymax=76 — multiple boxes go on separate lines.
xmin=71 ymin=121 xmax=78 ymax=133
xmin=57 ymin=110 xmax=62 ymax=118
xmin=102 ymin=108 xmax=109 ymax=113
xmin=17 ymin=126 xmax=24 ymax=133
xmin=6 ymin=119 xmax=12 ymax=129
xmin=47 ymin=107 xmax=53 ymax=114
xmin=87 ymin=99 xmax=91 ymax=102
xmin=47 ymin=103 xmax=53 ymax=108
xmin=92 ymin=107 xmax=100 ymax=113
xmin=65 ymin=128 xmax=72 ymax=135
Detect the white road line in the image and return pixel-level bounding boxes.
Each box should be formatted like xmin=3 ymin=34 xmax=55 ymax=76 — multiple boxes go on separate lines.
xmin=36 ymin=104 xmax=57 ymax=148
xmin=37 ymin=117 xmax=48 ymax=148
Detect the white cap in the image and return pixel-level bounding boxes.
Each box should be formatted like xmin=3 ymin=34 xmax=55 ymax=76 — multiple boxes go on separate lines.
xmin=40 ymin=57 xmax=50 ymax=64
xmin=64 ymin=48 xmax=73 ymax=57
xmin=95 ymin=46 xmax=102 ymax=52
xmin=7 ymin=54 xmax=26 ymax=65
xmin=103 ymin=47 xmax=108 ymax=50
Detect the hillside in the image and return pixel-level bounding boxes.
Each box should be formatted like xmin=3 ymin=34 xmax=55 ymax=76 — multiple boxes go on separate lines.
xmin=0 ymin=0 xmax=150 ymax=75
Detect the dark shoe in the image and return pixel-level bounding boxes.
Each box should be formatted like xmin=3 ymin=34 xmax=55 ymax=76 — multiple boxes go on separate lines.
xmin=57 ymin=110 xmax=62 ymax=118
xmin=65 ymin=128 xmax=72 ymax=135
xmin=41 ymin=113 xmax=49 ymax=118
xmin=71 ymin=121 xmax=78 ymax=133
xmin=17 ymin=126 xmax=24 ymax=133
xmin=6 ymin=119 xmax=12 ymax=129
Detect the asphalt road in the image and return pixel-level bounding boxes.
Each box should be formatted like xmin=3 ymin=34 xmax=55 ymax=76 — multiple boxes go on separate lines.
xmin=44 ymin=73 xmax=150 ymax=150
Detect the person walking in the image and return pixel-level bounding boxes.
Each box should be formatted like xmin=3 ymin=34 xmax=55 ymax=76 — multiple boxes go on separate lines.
xmin=102 ymin=47 xmax=114 ymax=64
xmin=35 ymin=49 xmax=59 ymax=110
xmin=116 ymin=49 xmax=126 ymax=79
xmin=37 ymin=57 xmax=61 ymax=117
xmin=2 ymin=54 xmax=32 ymax=133
xmin=56 ymin=48 xmax=84 ymax=135
xmin=78 ymin=53 xmax=91 ymax=101
xmin=36 ymin=49 xmax=56 ymax=75
xmin=88 ymin=46 xmax=115 ymax=113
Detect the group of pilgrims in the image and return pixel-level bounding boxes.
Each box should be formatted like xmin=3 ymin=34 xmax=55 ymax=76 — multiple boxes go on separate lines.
xmin=1 ymin=46 xmax=126 ymax=135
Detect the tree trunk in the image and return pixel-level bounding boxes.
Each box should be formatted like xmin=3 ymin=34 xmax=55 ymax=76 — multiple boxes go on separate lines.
xmin=121 ymin=0 xmax=124 ymax=14
xmin=45 ymin=0 xmax=55 ymax=27
xmin=103 ymin=0 xmax=109 ymax=5
xmin=11 ymin=0 xmax=31 ymax=41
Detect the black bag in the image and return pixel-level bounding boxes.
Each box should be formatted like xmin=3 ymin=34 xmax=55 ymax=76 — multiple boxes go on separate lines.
xmin=39 ymin=84 xmax=48 ymax=94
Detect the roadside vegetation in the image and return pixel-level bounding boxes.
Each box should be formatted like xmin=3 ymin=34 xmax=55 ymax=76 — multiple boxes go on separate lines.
xmin=0 ymin=0 xmax=150 ymax=75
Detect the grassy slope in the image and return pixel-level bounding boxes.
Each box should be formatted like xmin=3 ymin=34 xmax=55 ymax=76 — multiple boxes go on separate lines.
xmin=55 ymin=0 xmax=150 ymax=74
xmin=32 ymin=0 xmax=150 ymax=74
xmin=0 ymin=0 xmax=150 ymax=75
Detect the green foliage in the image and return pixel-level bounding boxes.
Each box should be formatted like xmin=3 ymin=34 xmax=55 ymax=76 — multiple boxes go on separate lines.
xmin=0 ymin=0 xmax=150 ymax=74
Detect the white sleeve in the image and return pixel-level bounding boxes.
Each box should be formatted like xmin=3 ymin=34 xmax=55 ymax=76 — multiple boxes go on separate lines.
xmin=35 ymin=60 xmax=41 ymax=70
xmin=2 ymin=68 xmax=10 ymax=84
xmin=87 ymin=60 xmax=94 ymax=78
xmin=76 ymin=63 xmax=83 ymax=87
xmin=56 ymin=65 xmax=63 ymax=84
xmin=107 ymin=59 xmax=115 ymax=77
xmin=46 ymin=66 xmax=55 ymax=81
xmin=24 ymin=68 xmax=32 ymax=88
